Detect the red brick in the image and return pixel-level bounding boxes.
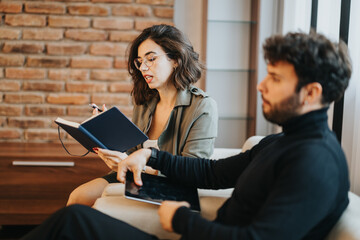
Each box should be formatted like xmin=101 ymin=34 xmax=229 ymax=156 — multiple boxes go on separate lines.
xmin=25 ymin=105 xmax=66 ymax=116
xmin=4 ymin=93 xmax=44 ymax=104
xmin=27 ymin=56 xmax=69 ymax=68
xmin=24 ymin=129 xmax=59 ymax=141
xmin=25 ymin=2 xmax=65 ymax=14
xmin=110 ymin=31 xmax=139 ymax=42
xmin=0 ymin=2 xmax=22 ymax=13
xmin=71 ymin=57 xmax=112 ymax=69
xmin=135 ymin=19 xmax=173 ymax=30
xmin=2 ymin=42 xmax=44 ymax=54
xmin=67 ymin=106 xmax=93 ymax=116
xmin=0 ymin=68 xmax=3 ymax=78
xmin=112 ymin=5 xmax=151 ymax=17
xmin=136 ymin=0 xmax=174 ymax=5
xmin=0 ymin=105 xmax=22 ymax=116
xmin=68 ymin=5 xmax=108 ymax=16
xmin=6 ymin=68 xmax=45 ymax=79
xmin=0 ymin=55 xmax=24 ymax=66
xmin=5 ymin=14 xmax=46 ymax=27
xmin=8 ymin=117 xmax=49 ymax=128
xmin=47 ymin=93 xmax=89 ymax=105
xmin=153 ymin=7 xmax=174 ymax=18
xmin=49 ymin=16 xmax=90 ymax=28
xmin=93 ymin=18 xmax=133 ymax=30
xmin=66 ymin=82 xmax=107 ymax=93
xmin=0 ymin=28 xmax=20 ymax=40
xmin=91 ymin=69 xmax=129 ymax=81
xmin=0 ymin=80 xmax=21 ymax=91
xmin=23 ymin=81 xmax=64 ymax=92
xmin=91 ymin=93 xmax=130 ymax=105
xmin=90 ymin=43 xmax=127 ymax=56
xmin=23 ymin=28 xmax=63 ymax=40
xmin=0 ymin=117 xmax=5 ymax=126
xmin=109 ymin=82 xmax=133 ymax=92
xmin=65 ymin=29 xmax=107 ymax=41
xmin=47 ymin=43 xmax=86 ymax=55
xmin=0 ymin=129 xmax=21 ymax=139
xmin=92 ymin=0 xmax=132 ymax=2
xmin=48 ymin=69 xmax=89 ymax=81
xmin=114 ymin=57 xmax=128 ymax=68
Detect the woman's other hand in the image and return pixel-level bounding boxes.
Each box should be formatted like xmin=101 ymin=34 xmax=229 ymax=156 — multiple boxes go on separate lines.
xmin=93 ymin=148 xmax=127 ymax=171
xmin=92 ymin=103 xmax=107 ymax=115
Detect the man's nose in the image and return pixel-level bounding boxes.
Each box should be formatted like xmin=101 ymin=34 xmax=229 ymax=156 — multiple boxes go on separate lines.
xmin=257 ymin=79 xmax=265 ymax=93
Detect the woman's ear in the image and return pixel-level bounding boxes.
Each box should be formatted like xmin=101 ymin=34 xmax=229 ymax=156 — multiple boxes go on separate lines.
xmin=173 ymin=61 xmax=178 ymax=69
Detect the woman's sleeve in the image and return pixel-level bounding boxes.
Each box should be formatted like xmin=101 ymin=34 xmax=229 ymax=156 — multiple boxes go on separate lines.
xmin=181 ymin=97 xmax=218 ymax=158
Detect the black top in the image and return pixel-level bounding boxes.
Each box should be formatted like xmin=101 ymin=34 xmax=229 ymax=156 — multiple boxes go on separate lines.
xmin=148 ymin=108 xmax=350 ymax=240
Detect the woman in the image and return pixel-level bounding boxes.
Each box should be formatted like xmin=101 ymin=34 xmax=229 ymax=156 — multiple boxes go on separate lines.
xmin=67 ymin=24 xmax=218 ymax=206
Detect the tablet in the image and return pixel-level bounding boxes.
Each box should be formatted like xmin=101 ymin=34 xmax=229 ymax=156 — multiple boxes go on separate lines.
xmin=125 ymin=172 xmax=201 ymax=212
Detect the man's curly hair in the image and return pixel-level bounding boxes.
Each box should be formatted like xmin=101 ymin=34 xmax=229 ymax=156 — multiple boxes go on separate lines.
xmin=263 ymin=32 xmax=352 ymax=104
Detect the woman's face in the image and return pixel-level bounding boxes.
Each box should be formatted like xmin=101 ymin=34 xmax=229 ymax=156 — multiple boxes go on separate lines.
xmin=136 ymin=39 xmax=177 ymax=90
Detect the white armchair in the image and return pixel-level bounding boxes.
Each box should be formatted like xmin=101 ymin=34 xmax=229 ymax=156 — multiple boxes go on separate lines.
xmin=93 ymin=146 xmax=244 ymax=240
xmin=93 ymin=136 xmax=360 ymax=240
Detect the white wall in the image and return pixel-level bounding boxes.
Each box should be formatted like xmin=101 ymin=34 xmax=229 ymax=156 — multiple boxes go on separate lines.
xmin=256 ymin=0 xmax=312 ymax=135
xmin=173 ymin=0 xmax=204 ymax=56
xmin=342 ymin=0 xmax=360 ymax=194
xmin=255 ymin=0 xmax=282 ymax=136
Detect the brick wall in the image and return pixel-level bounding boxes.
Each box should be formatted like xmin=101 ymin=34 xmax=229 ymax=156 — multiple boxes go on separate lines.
xmin=0 ymin=0 xmax=174 ymax=142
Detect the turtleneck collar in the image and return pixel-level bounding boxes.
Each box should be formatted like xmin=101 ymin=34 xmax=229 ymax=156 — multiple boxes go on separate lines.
xmin=281 ymin=107 xmax=329 ymax=135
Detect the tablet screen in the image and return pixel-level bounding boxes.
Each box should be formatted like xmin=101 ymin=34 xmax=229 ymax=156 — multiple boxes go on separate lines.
xmin=125 ymin=172 xmax=201 ymax=212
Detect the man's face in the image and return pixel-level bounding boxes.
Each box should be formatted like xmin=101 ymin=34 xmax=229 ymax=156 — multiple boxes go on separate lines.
xmin=257 ymin=61 xmax=303 ymax=125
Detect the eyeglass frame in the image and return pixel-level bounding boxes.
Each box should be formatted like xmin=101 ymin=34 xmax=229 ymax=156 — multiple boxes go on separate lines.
xmin=133 ymin=53 xmax=169 ymax=70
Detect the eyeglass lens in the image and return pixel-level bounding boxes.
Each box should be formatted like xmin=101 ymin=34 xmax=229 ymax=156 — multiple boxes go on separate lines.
xmin=134 ymin=55 xmax=155 ymax=70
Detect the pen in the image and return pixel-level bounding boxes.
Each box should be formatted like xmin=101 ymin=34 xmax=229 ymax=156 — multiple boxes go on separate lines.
xmin=89 ymin=103 xmax=103 ymax=112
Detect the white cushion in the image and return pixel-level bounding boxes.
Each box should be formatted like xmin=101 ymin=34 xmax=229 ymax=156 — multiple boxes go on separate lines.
xmin=326 ymin=192 xmax=360 ymax=240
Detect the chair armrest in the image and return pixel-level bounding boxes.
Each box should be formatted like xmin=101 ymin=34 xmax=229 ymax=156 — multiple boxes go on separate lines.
xmin=326 ymin=192 xmax=360 ymax=240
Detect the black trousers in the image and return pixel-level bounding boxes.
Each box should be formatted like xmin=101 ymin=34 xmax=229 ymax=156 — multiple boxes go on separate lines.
xmin=21 ymin=205 xmax=159 ymax=240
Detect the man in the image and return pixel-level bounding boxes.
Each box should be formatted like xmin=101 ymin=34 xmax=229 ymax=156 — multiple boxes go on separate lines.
xmin=22 ymin=32 xmax=352 ymax=240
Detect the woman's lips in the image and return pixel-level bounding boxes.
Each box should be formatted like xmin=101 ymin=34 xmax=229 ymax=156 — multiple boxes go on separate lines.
xmin=144 ymin=75 xmax=153 ymax=83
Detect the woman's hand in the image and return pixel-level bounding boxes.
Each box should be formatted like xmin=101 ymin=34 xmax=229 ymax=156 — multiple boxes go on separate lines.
xmin=93 ymin=148 xmax=127 ymax=171
xmin=117 ymin=148 xmax=152 ymax=186
xmin=92 ymin=103 xmax=107 ymax=115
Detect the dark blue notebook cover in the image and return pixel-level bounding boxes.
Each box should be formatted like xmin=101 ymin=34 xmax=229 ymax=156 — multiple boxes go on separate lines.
xmin=55 ymin=107 xmax=148 ymax=153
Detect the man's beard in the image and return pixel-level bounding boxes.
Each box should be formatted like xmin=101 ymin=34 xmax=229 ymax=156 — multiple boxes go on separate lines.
xmin=262 ymin=93 xmax=302 ymax=125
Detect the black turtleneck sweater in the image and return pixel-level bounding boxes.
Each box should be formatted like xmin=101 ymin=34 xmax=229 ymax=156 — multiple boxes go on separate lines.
xmin=148 ymin=108 xmax=350 ymax=240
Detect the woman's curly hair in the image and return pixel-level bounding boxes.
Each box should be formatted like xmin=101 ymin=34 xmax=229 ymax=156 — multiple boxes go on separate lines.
xmin=128 ymin=24 xmax=204 ymax=105
xmin=263 ymin=32 xmax=352 ymax=104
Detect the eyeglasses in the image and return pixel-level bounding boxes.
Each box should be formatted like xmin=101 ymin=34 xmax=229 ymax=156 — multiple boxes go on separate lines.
xmin=134 ymin=53 xmax=168 ymax=70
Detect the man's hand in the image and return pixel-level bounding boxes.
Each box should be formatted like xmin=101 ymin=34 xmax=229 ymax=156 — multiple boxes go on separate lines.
xmin=158 ymin=201 xmax=190 ymax=232
xmin=117 ymin=148 xmax=151 ymax=186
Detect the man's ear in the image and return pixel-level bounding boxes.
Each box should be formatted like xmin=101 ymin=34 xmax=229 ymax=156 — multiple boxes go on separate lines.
xmin=304 ymin=82 xmax=323 ymax=104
